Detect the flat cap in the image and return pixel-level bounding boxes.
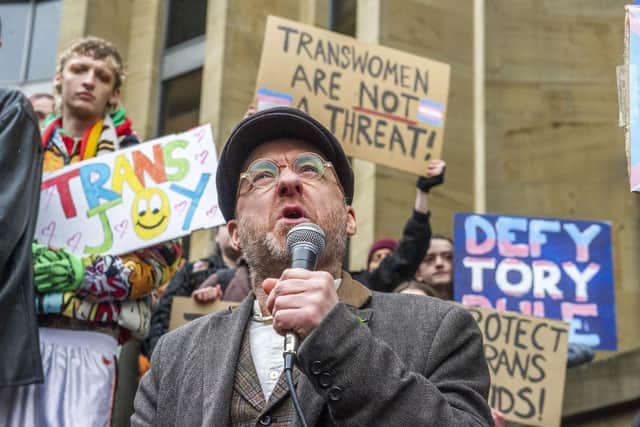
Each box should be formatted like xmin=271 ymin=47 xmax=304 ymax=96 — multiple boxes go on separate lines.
xmin=216 ymin=107 xmax=354 ymax=220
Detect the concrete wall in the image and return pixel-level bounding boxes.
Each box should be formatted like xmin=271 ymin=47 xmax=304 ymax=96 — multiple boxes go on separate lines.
xmin=563 ymin=348 xmax=640 ymax=426
xmin=485 ymin=0 xmax=640 ymax=355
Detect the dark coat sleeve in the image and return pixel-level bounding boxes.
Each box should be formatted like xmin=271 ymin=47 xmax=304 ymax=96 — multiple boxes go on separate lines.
xmin=366 ymin=210 xmax=432 ymax=292
xmin=0 ymin=89 xmax=44 ymax=386
xmin=297 ymin=298 xmax=493 ymax=426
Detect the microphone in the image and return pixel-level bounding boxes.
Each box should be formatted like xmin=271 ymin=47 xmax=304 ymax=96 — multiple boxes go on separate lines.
xmin=284 ymin=223 xmax=326 ymax=355
xmin=284 ymin=223 xmax=325 ymax=427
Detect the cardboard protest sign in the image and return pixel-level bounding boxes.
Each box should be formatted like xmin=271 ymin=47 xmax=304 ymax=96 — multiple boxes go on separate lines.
xmin=466 ymin=306 xmax=569 ymax=427
xmin=453 ymin=212 xmax=617 ymax=351
xmin=35 ymin=125 xmax=225 ymax=256
xmin=255 ymin=15 xmax=450 ymax=176
xmin=169 ymin=296 xmax=240 ymax=331
xmin=625 ymin=5 xmax=640 ymax=191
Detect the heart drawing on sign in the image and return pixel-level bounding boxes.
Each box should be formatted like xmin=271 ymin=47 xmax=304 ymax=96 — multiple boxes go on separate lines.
xmin=195 ymin=150 xmax=209 ymax=165
xmin=66 ymin=232 xmax=82 ymax=253
xmin=40 ymin=222 xmax=56 ymax=246
xmin=174 ymin=200 xmax=188 ymax=213
xmin=206 ymin=206 xmax=218 ymax=217
xmin=115 ymin=220 xmax=128 ymax=238
xmin=90 ymin=171 xmax=101 ymax=183
xmin=194 ymin=127 xmax=205 ymax=143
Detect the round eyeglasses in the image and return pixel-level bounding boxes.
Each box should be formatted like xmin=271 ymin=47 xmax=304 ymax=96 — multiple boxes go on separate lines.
xmin=237 ymin=152 xmax=342 ymax=195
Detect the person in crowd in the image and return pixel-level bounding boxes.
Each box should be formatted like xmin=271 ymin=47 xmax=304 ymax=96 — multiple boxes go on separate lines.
xmin=28 ymin=93 xmax=55 ymax=127
xmin=415 ymin=233 xmax=454 ymax=300
xmin=350 ymin=160 xmax=445 ymax=292
xmin=190 ymin=256 xmax=252 ymax=304
xmin=365 ymin=238 xmax=397 ymax=272
xmin=0 ymin=88 xmax=44 ymax=388
xmin=0 ymin=37 xmax=181 ymax=427
xmin=146 ymin=226 xmax=244 ymax=355
xmin=132 ymin=107 xmax=493 ymax=426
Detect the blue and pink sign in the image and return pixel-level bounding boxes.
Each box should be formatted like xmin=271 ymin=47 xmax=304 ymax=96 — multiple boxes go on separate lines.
xmin=453 ymin=212 xmax=617 ymax=351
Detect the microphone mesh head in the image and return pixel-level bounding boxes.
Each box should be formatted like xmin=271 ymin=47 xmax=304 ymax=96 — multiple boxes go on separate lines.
xmin=286 ymin=223 xmax=326 ymax=255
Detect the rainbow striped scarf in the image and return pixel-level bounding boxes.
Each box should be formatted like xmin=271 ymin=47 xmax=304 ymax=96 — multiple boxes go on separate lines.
xmin=41 ymin=108 xmax=133 ymax=174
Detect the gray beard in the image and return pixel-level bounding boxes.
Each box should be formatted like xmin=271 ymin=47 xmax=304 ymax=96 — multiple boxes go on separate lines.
xmin=237 ymin=209 xmax=349 ymax=288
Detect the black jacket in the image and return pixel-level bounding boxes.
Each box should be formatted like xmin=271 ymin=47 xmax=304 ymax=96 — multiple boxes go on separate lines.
xmin=145 ymin=255 xmax=226 ymax=356
xmin=351 ymin=210 xmax=431 ymax=292
xmin=0 ymin=89 xmax=44 ymax=386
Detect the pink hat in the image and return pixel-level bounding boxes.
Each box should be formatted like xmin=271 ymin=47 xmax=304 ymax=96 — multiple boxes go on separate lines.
xmin=367 ymin=239 xmax=398 ymax=265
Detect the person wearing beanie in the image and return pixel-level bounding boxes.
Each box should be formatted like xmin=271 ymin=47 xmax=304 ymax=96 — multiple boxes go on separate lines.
xmin=350 ymin=159 xmax=446 ymax=292
xmin=133 ymin=107 xmax=492 ymax=426
xmin=366 ymin=238 xmax=399 ymax=271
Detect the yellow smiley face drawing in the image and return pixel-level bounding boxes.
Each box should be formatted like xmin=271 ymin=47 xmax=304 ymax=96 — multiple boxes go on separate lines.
xmin=132 ymin=188 xmax=170 ymax=239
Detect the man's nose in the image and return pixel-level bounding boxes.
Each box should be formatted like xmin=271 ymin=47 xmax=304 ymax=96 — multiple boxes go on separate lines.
xmin=276 ymin=167 xmax=303 ymax=197
xmin=82 ymin=70 xmax=96 ymax=87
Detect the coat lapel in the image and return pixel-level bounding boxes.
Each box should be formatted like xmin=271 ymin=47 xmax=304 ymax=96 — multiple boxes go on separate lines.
xmin=337 ymin=271 xmax=372 ymax=308
xmin=202 ymin=296 xmax=254 ymax=426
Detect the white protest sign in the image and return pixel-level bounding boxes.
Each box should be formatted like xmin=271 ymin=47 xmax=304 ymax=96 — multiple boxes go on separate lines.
xmin=36 ymin=125 xmax=225 ymax=256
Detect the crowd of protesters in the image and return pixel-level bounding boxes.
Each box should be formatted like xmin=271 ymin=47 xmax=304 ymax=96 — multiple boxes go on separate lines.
xmin=0 ymin=31 xmax=602 ymax=427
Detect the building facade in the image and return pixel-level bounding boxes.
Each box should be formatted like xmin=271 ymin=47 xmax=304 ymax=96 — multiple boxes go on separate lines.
xmin=2 ymin=0 xmax=637 ymax=424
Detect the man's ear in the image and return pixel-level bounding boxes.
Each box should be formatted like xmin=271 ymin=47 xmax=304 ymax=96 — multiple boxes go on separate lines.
xmin=108 ymin=88 xmax=121 ymax=108
xmin=346 ymin=206 xmax=357 ymax=236
xmin=227 ymin=219 xmax=242 ymax=251
xmin=53 ymin=73 xmax=62 ymax=94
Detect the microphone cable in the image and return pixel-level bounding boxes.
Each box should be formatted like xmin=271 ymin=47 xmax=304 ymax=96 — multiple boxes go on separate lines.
xmin=284 ymin=351 xmax=308 ymax=427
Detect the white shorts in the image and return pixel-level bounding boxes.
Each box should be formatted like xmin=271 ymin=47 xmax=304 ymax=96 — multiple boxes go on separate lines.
xmin=0 ymin=327 xmax=118 ymax=427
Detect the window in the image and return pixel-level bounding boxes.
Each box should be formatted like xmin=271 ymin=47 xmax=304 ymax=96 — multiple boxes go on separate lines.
xmin=0 ymin=0 xmax=62 ymax=84
xmin=159 ymin=69 xmax=202 ymax=135
xmin=159 ymin=0 xmax=208 ymax=260
xmin=165 ymin=0 xmax=207 ymax=48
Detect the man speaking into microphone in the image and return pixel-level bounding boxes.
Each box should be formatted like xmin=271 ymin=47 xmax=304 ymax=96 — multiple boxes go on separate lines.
xmin=132 ymin=107 xmax=493 ymax=426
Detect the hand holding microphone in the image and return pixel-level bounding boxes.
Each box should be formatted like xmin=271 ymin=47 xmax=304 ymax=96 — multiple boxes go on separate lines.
xmin=263 ymin=223 xmax=338 ymax=341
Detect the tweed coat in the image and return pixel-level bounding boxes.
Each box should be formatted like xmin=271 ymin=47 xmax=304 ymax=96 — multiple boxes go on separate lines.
xmin=132 ymin=272 xmax=493 ymax=426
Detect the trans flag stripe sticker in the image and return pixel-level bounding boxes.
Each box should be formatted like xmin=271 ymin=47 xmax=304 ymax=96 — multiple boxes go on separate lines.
xmin=257 ymin=88 xmax=293 ymax=111
xmin=416 ymin=98 xmax=445 ymax=127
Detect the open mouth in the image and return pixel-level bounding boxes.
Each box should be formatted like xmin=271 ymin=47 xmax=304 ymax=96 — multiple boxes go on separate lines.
xmin=281 ymin=206 xmax=306 ymax=221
